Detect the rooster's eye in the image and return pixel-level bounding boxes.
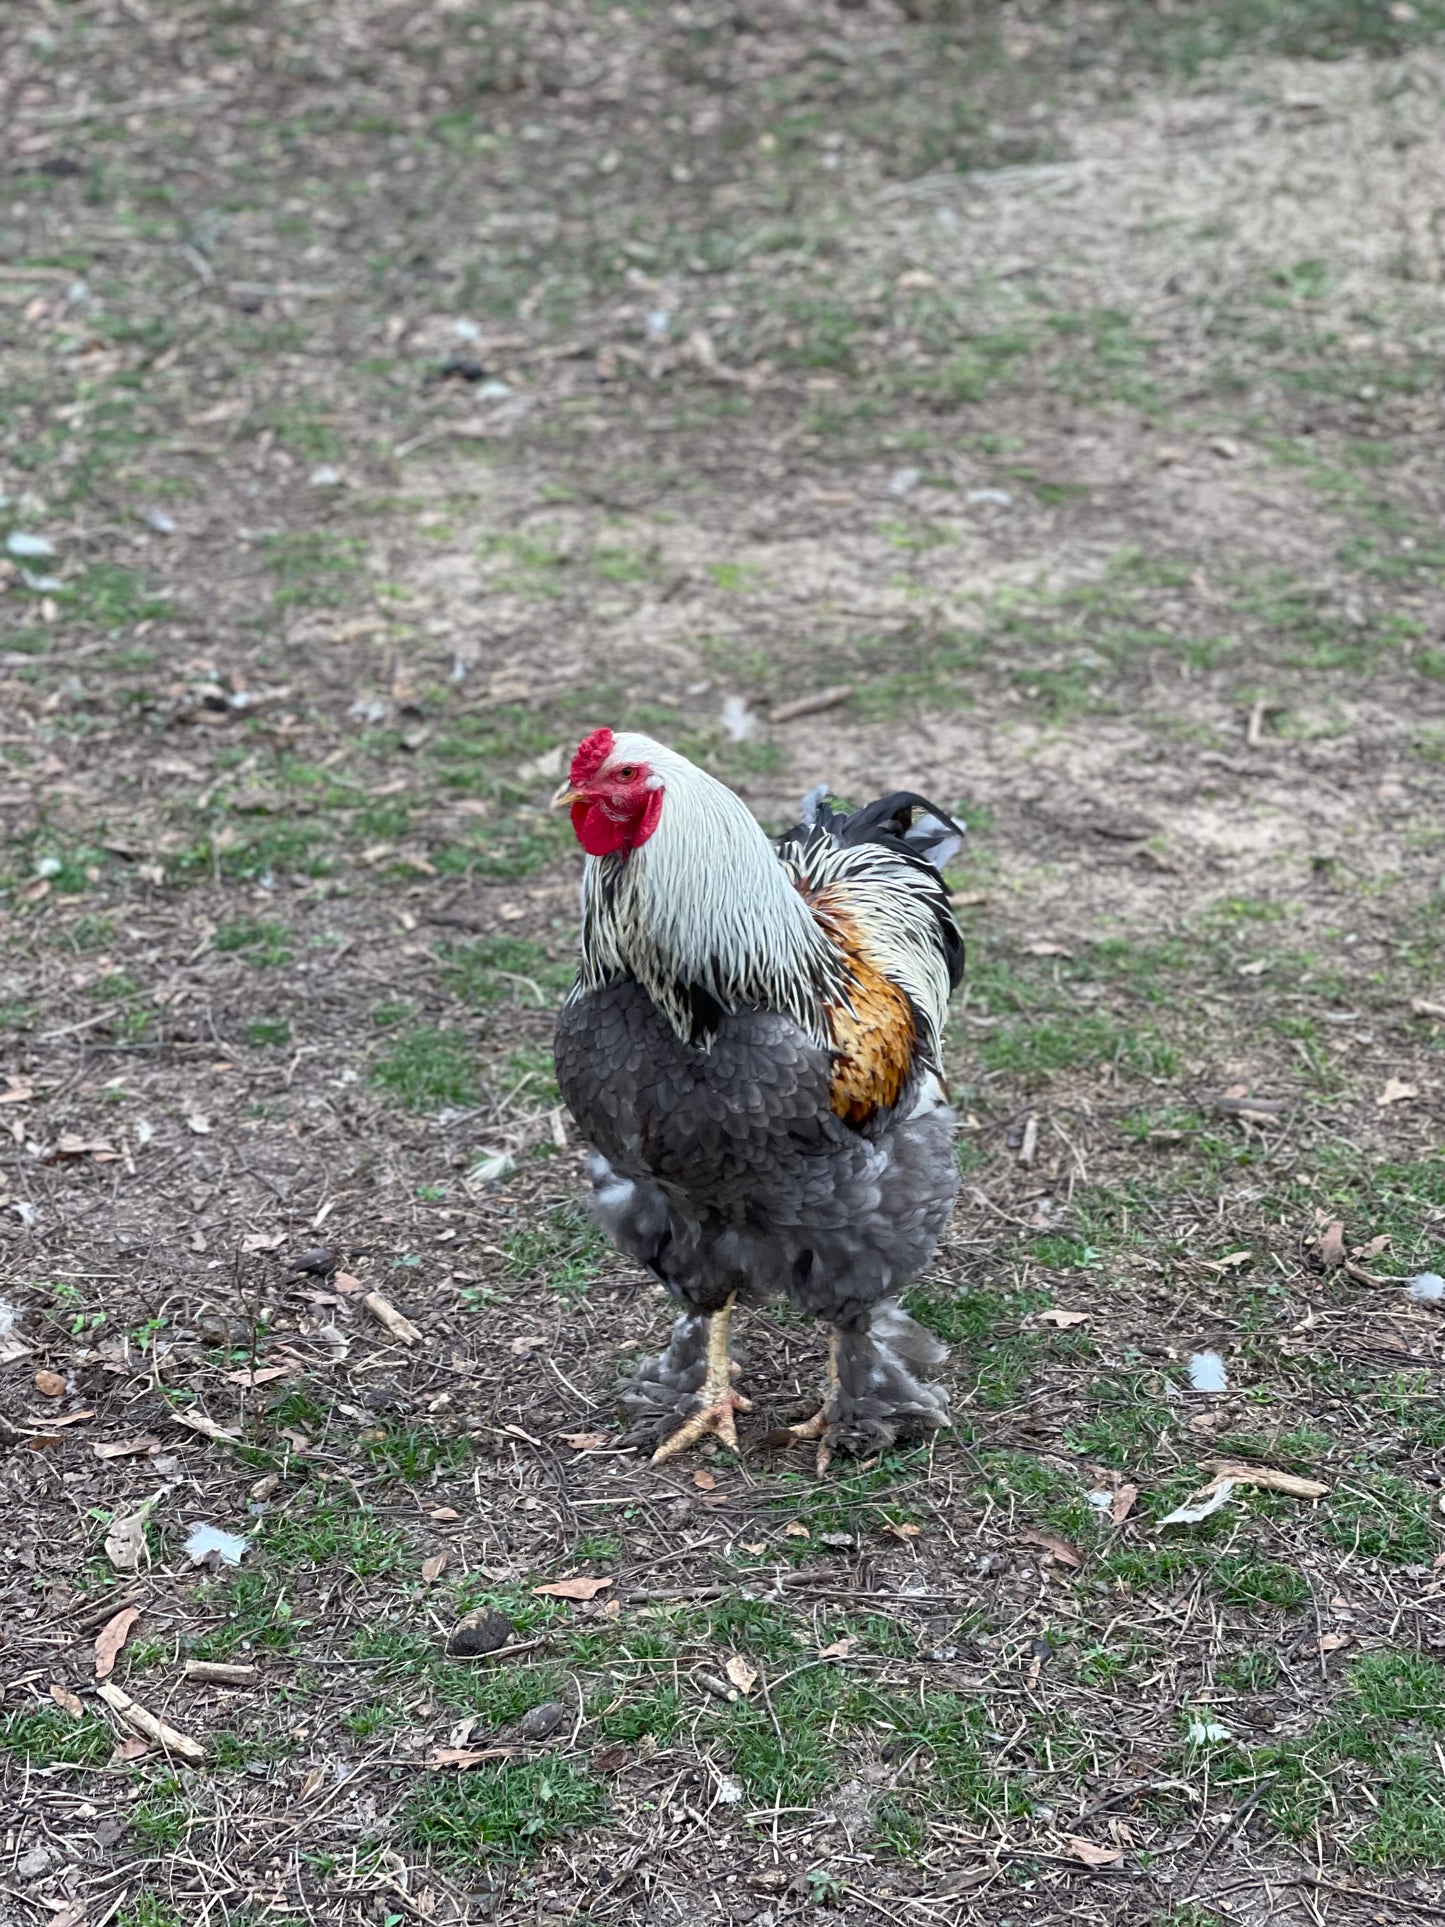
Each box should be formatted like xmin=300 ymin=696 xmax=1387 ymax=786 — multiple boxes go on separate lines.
xmin=614 ymin=765 xmax=636 ymax=780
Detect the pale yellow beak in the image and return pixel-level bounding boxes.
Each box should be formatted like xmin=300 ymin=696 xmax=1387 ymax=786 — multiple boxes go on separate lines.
xmin=551 ymin=781 xmax=583 ymax=811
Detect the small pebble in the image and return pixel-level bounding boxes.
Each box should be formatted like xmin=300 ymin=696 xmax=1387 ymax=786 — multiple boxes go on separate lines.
xmin=519 ymin=1700 xmax=567 ymax=1741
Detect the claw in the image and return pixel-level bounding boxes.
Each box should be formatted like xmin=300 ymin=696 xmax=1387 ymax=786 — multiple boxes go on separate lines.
xmin=651 ymin=1386 xmax=754 ymax=1464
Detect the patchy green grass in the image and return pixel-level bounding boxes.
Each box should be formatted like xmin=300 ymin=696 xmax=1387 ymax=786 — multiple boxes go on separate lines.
xmin=371 ymin=1025 xmax=478 ymax=1111
xmin=400 ymin=1760 xmax=606 ymax=1864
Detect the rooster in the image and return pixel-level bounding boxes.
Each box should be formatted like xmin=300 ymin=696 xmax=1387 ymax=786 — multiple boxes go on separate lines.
xmin=552 ymin=728 xmax=965 ymax=1470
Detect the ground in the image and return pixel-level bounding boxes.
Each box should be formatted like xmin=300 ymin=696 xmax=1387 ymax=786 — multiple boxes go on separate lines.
xmin=3 ymin=2 xmax=1445 ymax=1923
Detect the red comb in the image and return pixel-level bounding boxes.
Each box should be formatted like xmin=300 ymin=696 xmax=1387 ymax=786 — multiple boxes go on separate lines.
xmin=570 ymin=728 xmax=614 ymax=787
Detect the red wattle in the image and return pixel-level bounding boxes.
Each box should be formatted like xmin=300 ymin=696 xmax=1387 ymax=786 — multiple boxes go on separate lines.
xmin=571 ymin=789 xmax=662 ymax=857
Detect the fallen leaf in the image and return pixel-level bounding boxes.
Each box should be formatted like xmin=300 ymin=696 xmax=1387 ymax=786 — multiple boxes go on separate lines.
xmin=692 ymin=1469 xmax=717 ymax=1491
xmin=1411 ymin=998 xmax=1445 ymax=1020
xmin=502 ymin=1422 xmax=543 ymax=1446
xmin=50 ymin=1904 xmax=89 ymax=1927
xmin=1352 ymin=1234 xmax=1391 ymax=1261
xmin=1037 ymin=1308 xmax=1090 ymax=1328
xmin=33 ymin=1369 xmax=65 ymax=1397
xmin=1019 ymin=1528 xmax=1082 ymax=1569
xmin=881 ymin=1520 xmax=922 ymax=1541
xmin=104 ymin=1510 xmax=150 ymax=1572
xmin=532 ymin=1575 xmax=614 ymax=1601
xmin=783 ymin=1522 xmax=810 ymax=1540
xmin=170 ymin=1410 xmax=241 ymax=1444
xmin=94 ymin=1605 xmax=142 ymax=1680
xmin=429 ymin=1506 xmax=461 ymax=1522
xmin=1319 ymin=1633 xmax=1350 ymax=1654
xmin=332 ymin=1270 xmax=363 ymax=1294
xmin=42 ymin=1408 xmax=94 ymax=1430
xmin=724 ymin=1656 xmax=758 ymax=1696
xmin=741 ymin=1540 xmax=768 ymax=1555
xmin=1237 ymin=958 xmax=1268 ymax=977
xmin=1199 ymin=1250 xmax=1253 ymax=1272
xmin=49 ymin=1683 xmax=84 ymax=1718
xmin=1378 ymin=1078 xmax=1418 ymax=1107
xmin=224 ymin=1364 xmax=296 ymax=1388
xmin=240 ymin=1231 xmax=286 ymax=1253
xmin=111 ymin=1735 xmax=151 ymax=1763
xmin=0 ymin=1077 xmax=35 ymax=1104
xmin=1110 ymin=1483 xmax=1139 ymax=1527
xmin=186 ymin=1111 xmax=211 ymax=1134
xmin=44 ymin=1133 xmax=118 ymax=1162
xmin=1311 ymin=1221 xmax=1346 ymax=1270
xmin=93 ymin=1436 xmax=160 ymax=1461
xmin=422 ymin=1552 xmax=447 ymax=1583
xmin=560 ymin=1432 xmax=609 ymax=1450
xmin=1023 ymin=939 xmax=1073 ymax=958
xmin=1066 ymin=1837 xmax=1125 ymax=1868
xmin=510 ymin=1333 xmax=546 ymax=1355
xmin=818 ymin=1636 xmax=858 ymax=1660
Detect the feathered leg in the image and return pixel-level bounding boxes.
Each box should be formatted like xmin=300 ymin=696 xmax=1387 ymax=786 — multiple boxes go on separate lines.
xmin=795 ymin=1302 xmax=950 ymax=1469
xmin=650 ymin=1293 xmax=752 ymax=1463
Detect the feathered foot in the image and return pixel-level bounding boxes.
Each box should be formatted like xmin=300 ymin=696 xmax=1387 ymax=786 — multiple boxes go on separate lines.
xmin=788 ymin=1303 xmax=950 ymax=1470
xmin=651 ymin=1294 xmax=752 ymax=1464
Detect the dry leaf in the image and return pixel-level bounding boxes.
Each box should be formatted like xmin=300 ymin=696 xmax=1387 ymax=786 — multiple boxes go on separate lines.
xmin=1411 ymin=998 xmax=1445 ymax=1020
xmin=112 ymin=1734 xmax=151 ymax=1763
xmin=510 ymin=1333 xmax=546 ymax=1355
xmin=1312 ymin=1221 xmax=1346 ymax=1269
xmin=44 ymin=1408 xmax=94 ymax=1430
xmin=692 ymin=1469 xmax=717 ymax=1491
xmin=783 ymin=1522 xmax=810 ymax=1540
xmin=94 ymin=1605 xmax=142 ymax=1680
xmin=1037 ymin=1308 xmax=1090 ymax=1328
xmin=1319 ymin=1633 xmax=1350 ymax=1653
xmin=33 ymin=1368 xmax=66 ymax=1397
xmin=45 ymin=1133 xmax=118 ymax=1161
xmin=741 ymin=1541 xmax=768 ymax=1555
xmin=422 ymin=1553 xmax=447 ymax=1584
xmin=1199 ymin=1250 xmax=1253 ymax=1272
xmin=1066 ymin=1837 xmax=1124 ymax=1868
xmin=818 ymin=1636 xmax=858 ymax=1660
xmin=49 ymin=1683 xmax=84 ymax=1718
xmin=1111 ymin=1484 xmax=1139 ymax=1527
xmin=104 ymin=1510 xmax=150 ymax=1572
xmin=0 ymin=1077 xmax=35 ymax=1104
xmin=1019 ymin=1528 xmax=1082 ymax=1569
xmin=532 ymin=1575 xmax=614 ymax=1601
xmin=240 ymin=1231 xmax=286 ymax=1253
xmin=724 ymin=1654 xmax=759 ymax=1695
xmin=93 ymin=1436 xmax=160 ymax=1461
xmin=1024 ymin=940 xmax=1073 ymax=958
xmin=560 ymin=1432 xmax=608 ymax=1451
xmin=362 ymin=1291 xmax=423 ymax=1346
xmin=224 ymin=1364 xmax=296 ymax=1388
xmin=882 ymin=1520 xmax=922 ymax=1541
xmin=429 ymin=1506 xmax=461 ymax=1522
xmin=1378 ymin=1078 xmax=1418 ymax=1107
xmin=1352 ymin=1234 xmax=1391 ymax=1261
xmin=171 ymin=1410 xmax=240 ymax=1443
xmin=332 ymin=1270 xmax=363 ymax=1294
xmin=186 ymin=1111 xmax=211 ymax=1134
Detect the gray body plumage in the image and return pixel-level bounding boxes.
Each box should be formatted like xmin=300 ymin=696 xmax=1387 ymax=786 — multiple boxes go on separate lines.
xmin=552 ymin=742 xmax=964 ymax=1455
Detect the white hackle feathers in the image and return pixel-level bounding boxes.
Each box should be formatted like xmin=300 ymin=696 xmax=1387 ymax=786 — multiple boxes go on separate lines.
xmin=573 ymin=733 xmax=843 ymax=1045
